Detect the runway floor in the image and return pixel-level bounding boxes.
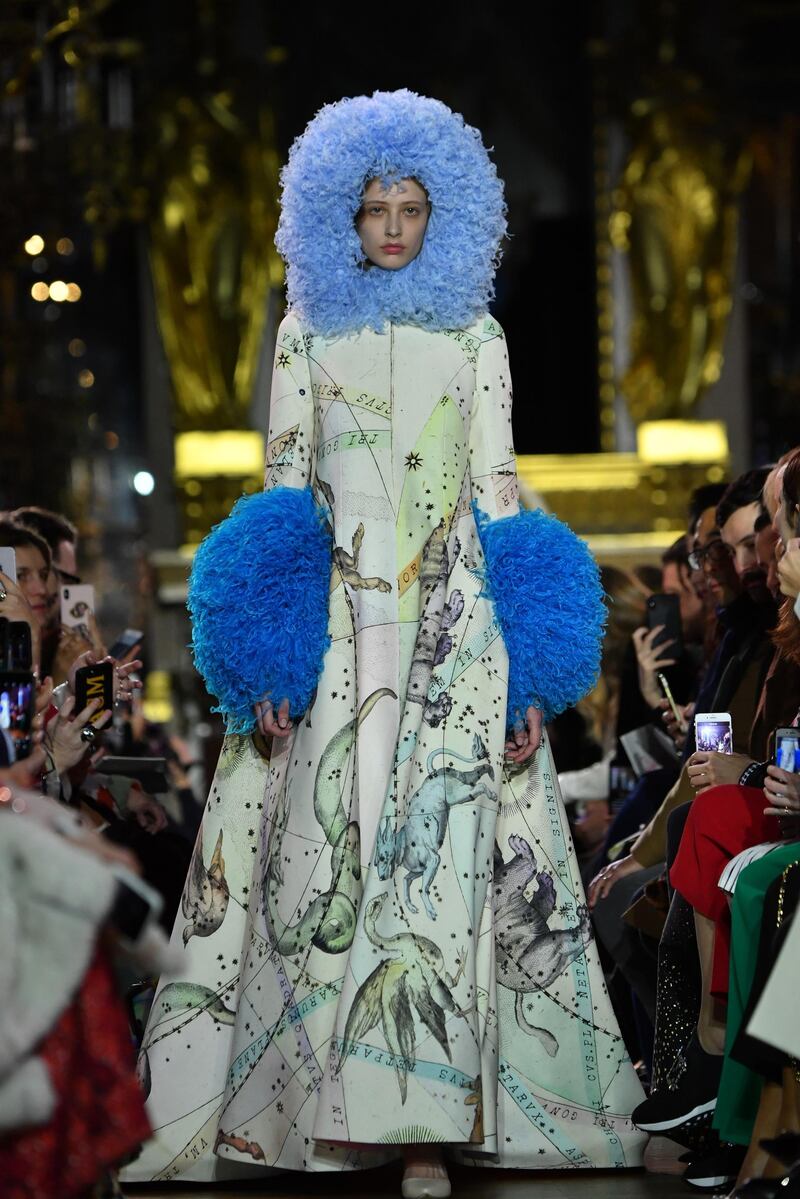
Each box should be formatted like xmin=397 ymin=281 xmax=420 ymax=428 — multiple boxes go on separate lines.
xmin=125 ymin=1167 xmax=686 ymax=1198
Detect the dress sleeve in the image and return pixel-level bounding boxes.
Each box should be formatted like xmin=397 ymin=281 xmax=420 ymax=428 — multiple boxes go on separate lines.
xmin=264 ymin=311 xmax=317 ymax=491
xmin=469 ymin=321 xmax=519 ymax=521
xmin=469 ymin=318 xmax=606 ymax=725
xmin=186 ymin=311 xmax=331 ymax=732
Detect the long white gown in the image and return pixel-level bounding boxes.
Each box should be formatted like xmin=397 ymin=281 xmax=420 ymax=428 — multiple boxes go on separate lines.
xmin=125 ymin=311 xmax=645 ymax=1181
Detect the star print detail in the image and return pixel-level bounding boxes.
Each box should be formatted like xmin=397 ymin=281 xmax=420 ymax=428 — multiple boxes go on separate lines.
xmin=277 ymin=351 xmax=291 ymax=367
xmin=404 ymin=451 xmax=423 ymax=471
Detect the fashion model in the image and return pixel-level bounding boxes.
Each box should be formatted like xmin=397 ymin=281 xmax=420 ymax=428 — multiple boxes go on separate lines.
xmin=125 ymin=89 xmax=645 ymax=1198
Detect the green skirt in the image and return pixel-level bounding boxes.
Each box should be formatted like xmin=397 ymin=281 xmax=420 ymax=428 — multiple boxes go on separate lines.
xmin=714 ymin=842 xmax=800 ymax=1145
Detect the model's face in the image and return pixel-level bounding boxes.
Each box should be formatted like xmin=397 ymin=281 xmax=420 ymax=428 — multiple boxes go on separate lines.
xmin=356 ymin=177 xmax=430 ymax=271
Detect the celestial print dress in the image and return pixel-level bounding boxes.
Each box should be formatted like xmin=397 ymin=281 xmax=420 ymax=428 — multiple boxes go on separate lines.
xmin=126 ymin=311 xmax=646 ymax=1182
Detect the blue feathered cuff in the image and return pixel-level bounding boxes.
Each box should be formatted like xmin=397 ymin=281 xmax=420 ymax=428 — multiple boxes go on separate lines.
xmin=187 ymin=487 xmax=332 ymax=733
xmin=473 ymin=503 xmax=606 ymax=724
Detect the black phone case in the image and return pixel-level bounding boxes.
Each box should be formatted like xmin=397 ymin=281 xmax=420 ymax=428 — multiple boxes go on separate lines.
xmin=646 ymin=593 xmax=683 ymax=657
xmin=74 ymin=661 xmax=114 ymax=723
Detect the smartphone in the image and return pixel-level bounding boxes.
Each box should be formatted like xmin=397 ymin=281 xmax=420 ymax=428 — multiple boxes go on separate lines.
xmin=60 ymin=583 xmax=95 ymax=631
xmin=100 ymin=755 xmax=169 ymax=793
xmin=108 ymin=628 xmax=144 ymax=661
xmin=774 ymin=727 xmax=800 ymax=773
xmin=657 ymin=671 xmax=687 ymax=732
xmin=74 ymin=660 xmax=114 ymax=725
xmin=0 ymin=669 xmax=35 ymax=760
xmin=647 ymin=592 xmax=683 ymax=658
xmin=0 ymin=547 xmax=16 ymax=583
xmin=5 ymin=621 xmax=32 ymax=671
xmin=108 ymin=866 xmax=163 ymax=946
xmin=694 ymin=711 xmax=733 ymax=755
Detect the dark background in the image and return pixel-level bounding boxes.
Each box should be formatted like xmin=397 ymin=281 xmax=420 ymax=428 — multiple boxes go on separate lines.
xmin=2 ymin=0 xmax=800 ymax=516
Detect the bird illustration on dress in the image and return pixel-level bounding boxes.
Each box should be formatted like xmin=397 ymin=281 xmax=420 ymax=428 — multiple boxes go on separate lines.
xmin=182 ymin=827 xmax=230 ymax=946
xmin=336 ymin=891 xmax=466 ymax=1103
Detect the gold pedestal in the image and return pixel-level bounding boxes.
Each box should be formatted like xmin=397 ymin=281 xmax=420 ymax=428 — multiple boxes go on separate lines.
xmin=517 ymin=420 xmax=729 ymax=566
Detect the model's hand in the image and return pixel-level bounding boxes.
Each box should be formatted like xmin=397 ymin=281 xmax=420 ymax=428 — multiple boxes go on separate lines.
xmin=687 ymin=751 xmax=754 ymax=792
xmin=632 ymin=626 xmax=678 ymax=708
xmin=778 ymin=540 xmax=800 ymax=600
xmin=254 ymin=696 xmax=293 ymax=739
xmin=763 ymin=764 xmax=800 ymax=817
xmin=588 ymin=853 xmax=640 ymax=909
xmin=504 ymin=705 xmax=543 ymax=765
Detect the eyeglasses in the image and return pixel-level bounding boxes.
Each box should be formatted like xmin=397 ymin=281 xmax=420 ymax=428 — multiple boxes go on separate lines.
xmin=688 ymin=540 xmax=732 ymax=571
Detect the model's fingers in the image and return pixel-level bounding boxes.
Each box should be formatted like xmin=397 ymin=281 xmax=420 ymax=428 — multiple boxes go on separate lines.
xmin=526 ymin=706 xmax=543 ymax=747
xmin=278 ymin=697 xmax=290 ymax=730
xmin=254 ymin=701 xmax=271 ymax=737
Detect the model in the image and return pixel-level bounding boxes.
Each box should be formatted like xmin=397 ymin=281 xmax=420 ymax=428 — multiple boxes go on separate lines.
xmin=125 ymin=89 xmax=645 ymax=1198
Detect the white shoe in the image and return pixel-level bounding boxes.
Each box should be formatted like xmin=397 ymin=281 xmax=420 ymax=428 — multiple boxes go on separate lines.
xmin=401 ymin=1167 xmax=452 ymax=1198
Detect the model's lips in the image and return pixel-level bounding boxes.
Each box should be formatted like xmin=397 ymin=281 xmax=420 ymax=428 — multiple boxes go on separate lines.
xmin=381 ymin=245 xmax=405 ymax=254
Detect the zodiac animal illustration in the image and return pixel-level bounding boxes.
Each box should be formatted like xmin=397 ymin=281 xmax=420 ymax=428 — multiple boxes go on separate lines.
xmin=182 ymin=828 xmax=230 ymax=946
xmin=214 ymin=1130 xmax=265 ymax=1161
xmin=137 ymin=981 xmax=237 ymax=1099
xmin=406 ymin=520 xmax=463 ymax=727
xmin=337 ymin=891 xmax=466 ymax=1103
xmin=317 ymin=476 xmax=392 ymax=593
xmin=493 ymin=835 xmax=593 ymax=1056
xmin=374 ymin=733 xmax=494 ymax=920
xmin=264 ymin=687 xmax=395 ymax=955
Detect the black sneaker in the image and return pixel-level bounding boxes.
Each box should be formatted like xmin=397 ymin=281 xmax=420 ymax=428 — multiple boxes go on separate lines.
xmin=682 ymin=1142 xmax=747 ymax=1190
xmin=632 ymin=1033 xmax=722 ymax=1133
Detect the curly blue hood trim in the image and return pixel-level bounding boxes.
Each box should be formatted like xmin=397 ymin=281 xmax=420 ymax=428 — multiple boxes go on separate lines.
xmin=473 ymin=504 xmax=607 ymax=725
xmin=275 ymin=89 xmax=507 ymax=337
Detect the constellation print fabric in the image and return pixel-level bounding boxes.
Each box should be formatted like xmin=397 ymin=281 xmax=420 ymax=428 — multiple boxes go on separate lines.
xmin=126 ymin=313 xmax=645 ymax=1182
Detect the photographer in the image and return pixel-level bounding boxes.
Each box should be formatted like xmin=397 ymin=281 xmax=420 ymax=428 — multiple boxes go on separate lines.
xmin=0 ymin=519 xmax=53 ymax=675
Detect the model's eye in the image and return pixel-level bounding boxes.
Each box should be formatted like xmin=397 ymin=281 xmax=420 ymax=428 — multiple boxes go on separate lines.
xmin=405 ymin=206 xmax=421 ymax=216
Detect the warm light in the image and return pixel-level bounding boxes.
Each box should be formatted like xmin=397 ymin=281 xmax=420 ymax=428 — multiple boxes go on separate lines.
xmin=78 ymin=369 xmax=95 ymax=388
xmin=105 ymin=431 xmax=120 ymax=450
xmin=56 ymin=238 xmax=74 ymax=255
xmin=133 ymin=470 xmax=155 ymax=496
xmin=31 ymin=282 xmax=49 ymax=301
xmin=49 ymin=280 xmax=69 ymax=302
xmin=174 ymin=430 xmax=265 ymax=478
xmin=24 ymin=235 xmax=44 ymax=255
xmin=0 ymin=786 xmax=11 ymax=804
xmin=66 ymin=283 xmax=81 ymax=302
xmin=142 ymin=671 xmax=174 ymax=724
xmin=637 ymin=421 xmax=729 ymax=465
xmin=68 ymin=338 xmax=86 ymax=357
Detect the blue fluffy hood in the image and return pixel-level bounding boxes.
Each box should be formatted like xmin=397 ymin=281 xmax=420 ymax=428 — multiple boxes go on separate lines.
xmin=275 ymin=89 xmax=507 ymax=337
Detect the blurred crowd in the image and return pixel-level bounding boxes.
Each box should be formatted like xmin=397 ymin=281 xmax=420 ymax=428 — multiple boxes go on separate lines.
xmin=548 ymin=453 xmax=800 ymax=1195
xmin=4 ymin=457 xmax=800 ymax=1198
xmin=0 ymin=506 xmax=203 ymax=1199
